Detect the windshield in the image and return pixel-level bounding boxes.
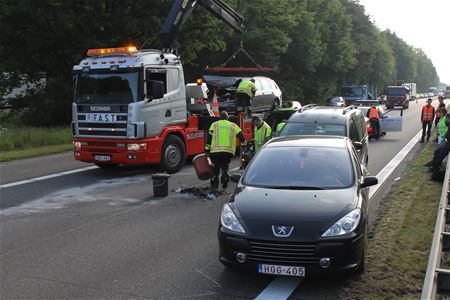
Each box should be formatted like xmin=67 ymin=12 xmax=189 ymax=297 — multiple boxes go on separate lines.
xmin=341 ymin=87 xmax=363 ymax=97
xmin=243 ymin=146 xmax=354 ymax=189
xmin=279 ymin=123 xmax=346 ymax=137
xmin=75 ymin=72 xmax=140 ymax=104
xmin=387 ymin=87 xmax=406 ymax=96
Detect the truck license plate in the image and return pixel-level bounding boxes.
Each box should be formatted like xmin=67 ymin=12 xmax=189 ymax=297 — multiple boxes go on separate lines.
xmin=258 ymin=264 xmax=305 ymax=277
xmin=94 ymin=155 xmax=111 ymax=161
xmin=86 ymin=113 xmax=117 ymax=123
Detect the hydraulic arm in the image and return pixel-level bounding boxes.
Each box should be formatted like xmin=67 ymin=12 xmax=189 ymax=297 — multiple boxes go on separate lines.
xmin=160 ymin=0 xmax=244 ymax=53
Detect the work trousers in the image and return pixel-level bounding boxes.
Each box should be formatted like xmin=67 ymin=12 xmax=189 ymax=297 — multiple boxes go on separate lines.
xmin=422 ymin=121 xmax=433 ymax=141
xmin=236 ymin=93 xmax=253 ymax=116
xmin=209 ymin=152 xmax=233 ymax=189
xmin=370 ymin=118 xmax=380 ymax=139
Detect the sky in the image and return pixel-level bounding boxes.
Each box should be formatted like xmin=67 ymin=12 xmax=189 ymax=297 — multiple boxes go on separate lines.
xmin=357 ymin=0 xmax=450 ymax=86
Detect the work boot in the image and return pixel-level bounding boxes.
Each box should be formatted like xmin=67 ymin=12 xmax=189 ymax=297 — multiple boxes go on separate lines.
xmin=210 ymin=178 xmax=219 ymax=190
xmin=419 ymin=139 xmax=424 ymax=143
xmin=222 ymin=181 xmax=228 ymax=189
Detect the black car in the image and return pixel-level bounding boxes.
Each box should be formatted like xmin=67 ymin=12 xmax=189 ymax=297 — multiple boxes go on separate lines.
xmin=278 ymin=106 xmax=369 ymax=167
xmin=218 ymin=136 xmax=378 ymax=276
xmin=203 ymin=75 xmax=282 ymax=114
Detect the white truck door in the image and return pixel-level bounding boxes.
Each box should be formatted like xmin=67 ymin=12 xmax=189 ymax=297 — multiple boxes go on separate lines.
xmin=380 ymin=115 xmax=403 ymax=132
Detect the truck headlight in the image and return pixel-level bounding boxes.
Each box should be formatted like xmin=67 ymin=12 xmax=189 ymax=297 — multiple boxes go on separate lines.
xmin=127 ymin=143 xmax=147 ymax=151
xmin=221 ymin=204 xmax=245 ymax=234
xmin=322 ymin=208 xmax=361 ymax=237
xmin=74 ymin=141 xmax=81 ymax=149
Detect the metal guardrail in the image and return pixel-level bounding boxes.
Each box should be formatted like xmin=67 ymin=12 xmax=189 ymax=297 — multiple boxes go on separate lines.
xmin=422 ymin=158 xmax=450 ymax=299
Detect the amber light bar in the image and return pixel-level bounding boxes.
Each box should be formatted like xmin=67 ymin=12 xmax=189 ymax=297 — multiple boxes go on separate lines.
xmin=87 ymin=46 xmax=138 ymax=56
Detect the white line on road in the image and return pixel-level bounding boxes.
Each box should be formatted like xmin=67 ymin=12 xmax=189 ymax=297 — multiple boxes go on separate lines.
xmin=0 ymin=166 xmax=98 ymax=189
xmin=254 ymin=129 xmax=422 ymax=300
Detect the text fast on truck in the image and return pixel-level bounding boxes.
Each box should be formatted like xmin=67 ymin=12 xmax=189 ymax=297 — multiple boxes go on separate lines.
xmin=72 ymin=0 xmax=254 ymax=173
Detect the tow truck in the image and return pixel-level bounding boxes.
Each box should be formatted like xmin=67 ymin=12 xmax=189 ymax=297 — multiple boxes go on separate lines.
xmin=72 ymin=0 xmax=255 ymax=173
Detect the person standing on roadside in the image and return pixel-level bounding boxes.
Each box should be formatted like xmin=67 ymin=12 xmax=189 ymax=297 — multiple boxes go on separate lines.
xmin=252 ymin=115 xmax=272 ymax=152
xmin=420 ymin=98 xmax=435 ymax=143
xmin=205 ymin=111 xmax=246 ymax=190
xmin=435 ymin=96 xmax=446 ymax=128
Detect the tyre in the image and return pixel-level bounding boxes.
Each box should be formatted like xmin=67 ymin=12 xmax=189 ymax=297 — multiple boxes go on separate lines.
xmin=271 ymin=98 xmax=281 ymax=111
xmin=161 ymin=135 xmax=186 ymax=174
xmin=95 ymin=163 xmax=119 ymax=169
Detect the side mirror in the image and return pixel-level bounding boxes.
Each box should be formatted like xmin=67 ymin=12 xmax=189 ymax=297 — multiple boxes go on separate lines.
xmin=353 ymin=141 xmax=363 ymax=150
xmin=230 ymin=173 xmax=242 ymax=183
xmin=149 ymin=80 xmax=164 ymax=100
xmin=361 ymin=176 xmax=378 ymax=188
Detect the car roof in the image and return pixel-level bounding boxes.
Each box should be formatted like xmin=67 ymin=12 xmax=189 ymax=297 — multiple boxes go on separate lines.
xmin=288 ymin=106 xmax=359 ymax=125
xmin=264 ymin=135 xmax=348 ymax=149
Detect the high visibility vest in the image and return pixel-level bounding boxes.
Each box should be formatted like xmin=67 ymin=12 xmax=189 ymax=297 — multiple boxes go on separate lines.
xmin=208 ymin=120 xmax=241 ymax=155
xmin=276 ymin=122 xmax=286 ymax=134
xmin=254 ymin=122 xmax=272 ymax=152
xmin=237 ymin=80 xmax=256 ymax=98
xmin=368 ymin=107 xmax=380 ymax=120
xmin=422 ymin=105 xmax=434 ymax=122
xmin=438 ymin=117 xmax=448 ymax=137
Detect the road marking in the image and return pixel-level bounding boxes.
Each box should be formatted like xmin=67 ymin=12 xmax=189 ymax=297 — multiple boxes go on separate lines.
xmin=369 ymin=129 xmax=422 ymax=199
xmin=0 ymin=166 xmax=98 ymax=189
xmin=254 ymin=129 xmax=422 ymax=300
xmin=254 ymin=277 xmax=303 ymax=300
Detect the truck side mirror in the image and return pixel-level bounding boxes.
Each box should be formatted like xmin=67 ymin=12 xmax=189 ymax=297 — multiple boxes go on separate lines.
xmin=148 ymin=80 xmax=164 ymax=100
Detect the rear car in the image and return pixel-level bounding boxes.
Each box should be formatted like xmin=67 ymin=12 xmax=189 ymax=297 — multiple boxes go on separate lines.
xmin=218 ymin=136 xmax=378 ymax=276
xmin=203 ymin=75 xmax=282 ymax=114
xmin=326 ymin=96 xmax=345 ymax=107
xmin=278 ymin=106 xmax=369 ymax=167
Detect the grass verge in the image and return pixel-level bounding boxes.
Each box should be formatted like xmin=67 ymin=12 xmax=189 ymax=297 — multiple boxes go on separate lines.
xmin=0 ymin=126 xmax=72 ymax=151
xmin=0 ymin=144 xmax=73 ymax=162
xmin=343 ymin=142 xmax=443 ymax=299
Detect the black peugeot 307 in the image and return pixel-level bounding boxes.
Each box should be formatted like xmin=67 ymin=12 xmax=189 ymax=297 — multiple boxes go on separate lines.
xmin=218 ymin=136 xmax=378 ymax=277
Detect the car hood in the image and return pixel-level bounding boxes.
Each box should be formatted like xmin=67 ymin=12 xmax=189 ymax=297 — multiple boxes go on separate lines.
xmin=231 ymin=185 xmax=358 ymax=223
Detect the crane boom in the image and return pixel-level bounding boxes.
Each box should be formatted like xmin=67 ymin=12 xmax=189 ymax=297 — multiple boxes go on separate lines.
xmin=160 ymin=0 xmax=244 ymax=53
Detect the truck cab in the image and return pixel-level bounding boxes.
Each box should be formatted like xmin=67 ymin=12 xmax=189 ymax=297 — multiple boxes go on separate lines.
xmin=72 ymin=47 xmax=205 ymax=172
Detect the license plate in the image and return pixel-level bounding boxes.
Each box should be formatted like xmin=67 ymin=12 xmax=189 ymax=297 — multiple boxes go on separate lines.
xmin=86 ymin=113 xmax=117 ymax=123
xmin=94 ymin=155 xmax=111 ymax=161
xmin=258 ymin=264 xmax=305 ymax=277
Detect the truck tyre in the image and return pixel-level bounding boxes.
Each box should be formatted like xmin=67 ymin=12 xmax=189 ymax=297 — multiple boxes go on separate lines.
xmin=95 ymin=163 xmax=119 ymax=169
xmin=161 ymin=135 xmax=186 ymax=174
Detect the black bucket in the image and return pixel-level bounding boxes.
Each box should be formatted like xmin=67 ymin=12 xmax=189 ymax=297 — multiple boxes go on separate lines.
xmin=152 ymin=173 xmax=171 ymax=197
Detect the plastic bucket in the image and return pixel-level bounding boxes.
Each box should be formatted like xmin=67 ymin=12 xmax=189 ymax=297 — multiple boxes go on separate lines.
xmin=152 ymin=173 xmax=170 ymax=197
xmin=193 ymin=153 xmax=214 ymax=181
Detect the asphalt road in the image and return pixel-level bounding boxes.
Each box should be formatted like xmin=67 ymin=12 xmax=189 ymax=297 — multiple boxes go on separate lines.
xmin=0 ymin=97 xmax=439 ymax=299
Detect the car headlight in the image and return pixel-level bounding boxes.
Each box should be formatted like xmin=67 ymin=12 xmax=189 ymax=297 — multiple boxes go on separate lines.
xmin=322 ymin=208 xmax=361 ymax=237
xmin=127 ymin=143 xmax=146 ymax=151
xmin=221 ymin=204 xmax=246 ymax=234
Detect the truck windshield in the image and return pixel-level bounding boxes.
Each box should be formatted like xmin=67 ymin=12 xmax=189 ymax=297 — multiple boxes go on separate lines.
xmin=387 ymin=88 xmax=406 ymax=96
xmin=75 ymin=72 xmax=140 ymax=104
xmin=341 ymin=87 xmax=363 ymax=97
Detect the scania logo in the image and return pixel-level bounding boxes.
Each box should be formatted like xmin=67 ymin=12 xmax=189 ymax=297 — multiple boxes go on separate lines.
xmin=90 ymin=106 xmax=111 ymax=112
xmin=272 ymin=225 xmax=294 ymax=237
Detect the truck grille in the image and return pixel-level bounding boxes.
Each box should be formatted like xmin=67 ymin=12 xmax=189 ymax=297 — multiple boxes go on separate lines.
xmin=76 ymin=113 xmax=128 ymax=138
xmin=247 ymin=240 xmax=319 ymax=265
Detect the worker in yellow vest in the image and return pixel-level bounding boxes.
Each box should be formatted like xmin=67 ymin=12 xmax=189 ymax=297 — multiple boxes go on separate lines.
xmin=205 ymin=111 xmax=246 ymax=190
xmin=236 ymin=78 xmax=257 ymax=116
xmin=275 ymin=119 xmax=287 ymax=136
xmin=252 ymin=115 xmax=272 ymax=152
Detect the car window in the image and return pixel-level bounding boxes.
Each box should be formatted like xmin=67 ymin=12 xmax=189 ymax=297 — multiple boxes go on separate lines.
xmin=243 ymin=146 xmax=354 ymax=189
xmin=261 ymin=80 xmax=271 ymax=91
xmin=267 ymin=80 xmax=276 ymax=90
xmin=356 ymin=114 xmax=366 ymax=138
xmin=255 ymin=80 xmax=263 ymax=90
xmin=272 ymin=81 xmax=280 ymax=90
xmin=349 ymin=121 xmax=359 ymax=142
xmin=280 ymin=122 xmax=346 ymax=137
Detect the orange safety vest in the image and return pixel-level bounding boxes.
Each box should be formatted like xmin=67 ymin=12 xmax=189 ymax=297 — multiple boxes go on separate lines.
xmin=368 ymin=107 xmax=380 ymax=120
xmin=422 ymin=105 xmax=434 ymax=122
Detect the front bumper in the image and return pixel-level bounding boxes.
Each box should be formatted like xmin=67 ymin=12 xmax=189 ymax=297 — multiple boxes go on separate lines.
xmin=218 ymin=227 xmax=365 ymax=274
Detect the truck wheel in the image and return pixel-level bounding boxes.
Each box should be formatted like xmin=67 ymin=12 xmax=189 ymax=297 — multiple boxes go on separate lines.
xmin=161 ymin=135 xmax=186 ymax=174
xmin=95 ymin=163 xmax=119 ymax=169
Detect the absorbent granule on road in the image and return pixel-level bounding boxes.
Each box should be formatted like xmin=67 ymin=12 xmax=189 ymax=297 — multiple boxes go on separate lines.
xmin=174 ymin=186 xmax=226 ymax=200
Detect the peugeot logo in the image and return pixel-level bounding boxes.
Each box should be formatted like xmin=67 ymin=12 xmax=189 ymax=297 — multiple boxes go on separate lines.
xmin=272 ymin=225 xmax=294 ymax=237
xmin=90 ymin=106 xmax=111 ymax=112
